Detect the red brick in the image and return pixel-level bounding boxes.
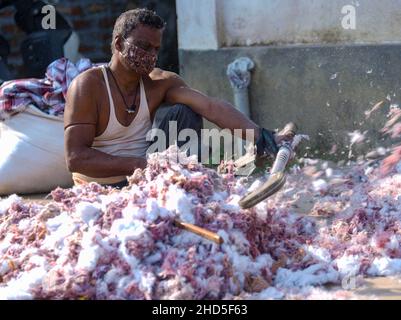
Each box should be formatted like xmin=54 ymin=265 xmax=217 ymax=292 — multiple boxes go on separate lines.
xmin=92 ymin=32 xmax=105 ymax=42
xmin=79 ymin=45 xmax=95 ymax=53
xmin=71 ymin=6 xmax=84 ymax=16
xmin=102 ymin=33 xmax=112 ymax=41
xmin=8 ymin=51 xmax=21 ymax=59
xmin=88 ymin=4 xmax=107 ymax=13
xmin=1 ymin=24 xmax=18 ymax=34
xmin=99 ymin=17 xmax=113 ymax=28
xmin=0 ymin=8 xmax=13 ymax=18
xmin=56 ymin=6 xmax=73 ymax=15
xmin=102 ymin=44 xmax=112 ymax=54
xmin=56 ymin=6 xmax=83 ymax=16
xmin=73 ymin=19 xmax=91 ymax=29
xmin=9 ymin=38 xmax=20 ymax=47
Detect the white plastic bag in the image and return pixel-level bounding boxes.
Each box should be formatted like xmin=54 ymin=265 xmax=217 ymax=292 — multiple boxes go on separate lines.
xmin=0 ymin=105 xmax=73 ymax=195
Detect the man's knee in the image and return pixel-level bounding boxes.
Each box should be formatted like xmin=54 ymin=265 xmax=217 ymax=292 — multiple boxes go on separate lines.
xmin=172 ymin=104 xmax=202 ymax=123
xmin=156 ymin=103 xmax=203 ymax=140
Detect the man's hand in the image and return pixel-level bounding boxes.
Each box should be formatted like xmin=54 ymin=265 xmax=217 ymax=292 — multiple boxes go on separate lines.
xmin=255 ymin=123 xmax=297 ymax=168
xmin=275 ymin=122 xmax=297 ymax=145
xmin=275 ymin=132 xmax=295 ymax=144
xmin=255 ymin=128 xmax=279 ymax=159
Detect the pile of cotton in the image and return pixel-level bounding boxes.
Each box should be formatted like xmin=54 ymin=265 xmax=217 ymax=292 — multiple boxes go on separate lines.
xmin=1 ymin=141 xmax=401 ymax=300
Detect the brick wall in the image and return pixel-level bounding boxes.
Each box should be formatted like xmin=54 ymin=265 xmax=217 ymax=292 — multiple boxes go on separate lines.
xmin=57 ymin=0 xmax=129 ymax=62
xmin=0 ymin=5 xmax=23 ymax=77
xmin=0 ymin=0 xmax=178 ymax=78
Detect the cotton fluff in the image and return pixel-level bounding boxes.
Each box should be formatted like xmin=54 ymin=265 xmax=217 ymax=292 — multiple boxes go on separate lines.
xmin=75 ymin=201 xmax=100 ymax=225
xmin=0 ymin=267 xmax=47 ymax=300
xmin=0 ymin=194 xmax=20 ymax=215
xmin=75 ymin=227 xmax=102 ymax=271
xmin=312 ymin=179 xmax=328 ymax=193
xmin=336 ymin=255 xmax=361 ymax=276
xmin=164 ymin=184 xmax=194 ymax=223
xmin=275 ymin=264 xmax=340 ymax=288
xmin=367 ymin=257 xmax=401 ymax=276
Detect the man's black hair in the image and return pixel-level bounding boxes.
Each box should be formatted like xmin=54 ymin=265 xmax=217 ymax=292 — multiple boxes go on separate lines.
xmin=111 ymin=8 xmax=166 ymax=53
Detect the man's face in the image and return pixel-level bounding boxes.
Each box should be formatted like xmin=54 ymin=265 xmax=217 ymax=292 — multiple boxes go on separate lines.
xmin=118 ymin=24 xmax=163 ymax=75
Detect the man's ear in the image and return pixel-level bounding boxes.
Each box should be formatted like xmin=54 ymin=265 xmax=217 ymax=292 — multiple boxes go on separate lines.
xmin=114 ymin=36 xmax=123 ymax=53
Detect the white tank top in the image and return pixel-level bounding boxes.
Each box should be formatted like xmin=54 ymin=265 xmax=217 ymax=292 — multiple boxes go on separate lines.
xmin=72 ymin=65 xmax=152 ymax=185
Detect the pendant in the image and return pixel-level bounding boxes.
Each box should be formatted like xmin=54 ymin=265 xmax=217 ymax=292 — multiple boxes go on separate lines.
xmin=126 ymin=108 xmax=136 ymax=114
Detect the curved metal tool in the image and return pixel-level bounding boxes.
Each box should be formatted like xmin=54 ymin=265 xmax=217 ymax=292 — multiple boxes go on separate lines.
xmin=239 ymin=171 xmax=287 ymax=209
xmin=238 ymin=122 xmax=297 ymax=209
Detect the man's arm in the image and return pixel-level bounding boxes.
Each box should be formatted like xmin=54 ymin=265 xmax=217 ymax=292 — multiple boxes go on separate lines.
xmin=64 ymin=72 xmax=146 ymax=178
xmin=163 ymin=73 xmax=260 ymax=141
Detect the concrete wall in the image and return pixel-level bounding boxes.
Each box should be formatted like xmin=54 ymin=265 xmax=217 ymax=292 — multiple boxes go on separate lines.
xmin=180 ymin=44 xmax=401 ymax=158
xmin=177 ymin=0 xmax=401 ymax=49
xmin=176 ymin=0 xmax=221 ymax=50
xmin=220 ymin=0 xmax=401 ymax=47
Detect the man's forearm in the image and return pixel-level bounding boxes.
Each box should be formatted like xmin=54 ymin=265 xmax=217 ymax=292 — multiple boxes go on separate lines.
xmin=208 ymin=98 xmax=261 ymax=141
xmin=67 ymin=147 xmax=146 ymax=178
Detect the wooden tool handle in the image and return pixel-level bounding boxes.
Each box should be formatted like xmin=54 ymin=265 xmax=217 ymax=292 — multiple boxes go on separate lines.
xmin=174 ymin=220 xmax=223 ymax=245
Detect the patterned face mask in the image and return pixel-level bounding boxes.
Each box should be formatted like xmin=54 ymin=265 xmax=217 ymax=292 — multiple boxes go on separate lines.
xmin=121 ymin=38 xmax=157 ymax=75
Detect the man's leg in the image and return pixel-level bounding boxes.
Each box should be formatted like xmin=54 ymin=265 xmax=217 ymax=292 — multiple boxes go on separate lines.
xmin=106 ymin=179 xmax=129 ymax=189
xmin=154 ymin=104 xmax=203 ymax=158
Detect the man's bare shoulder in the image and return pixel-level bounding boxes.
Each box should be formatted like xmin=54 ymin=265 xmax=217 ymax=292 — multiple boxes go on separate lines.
xmin=149 ymin=68 xmax=182 ymax=82
xmin=69 ymin=67 xmax=103 ymax=92
xmin=65 ymin=67 xmax=104 ymax=117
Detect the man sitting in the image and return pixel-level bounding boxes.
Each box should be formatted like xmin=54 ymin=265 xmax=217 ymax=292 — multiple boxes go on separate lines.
xmin=64 ymin=8 xmax=286 ymax=188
